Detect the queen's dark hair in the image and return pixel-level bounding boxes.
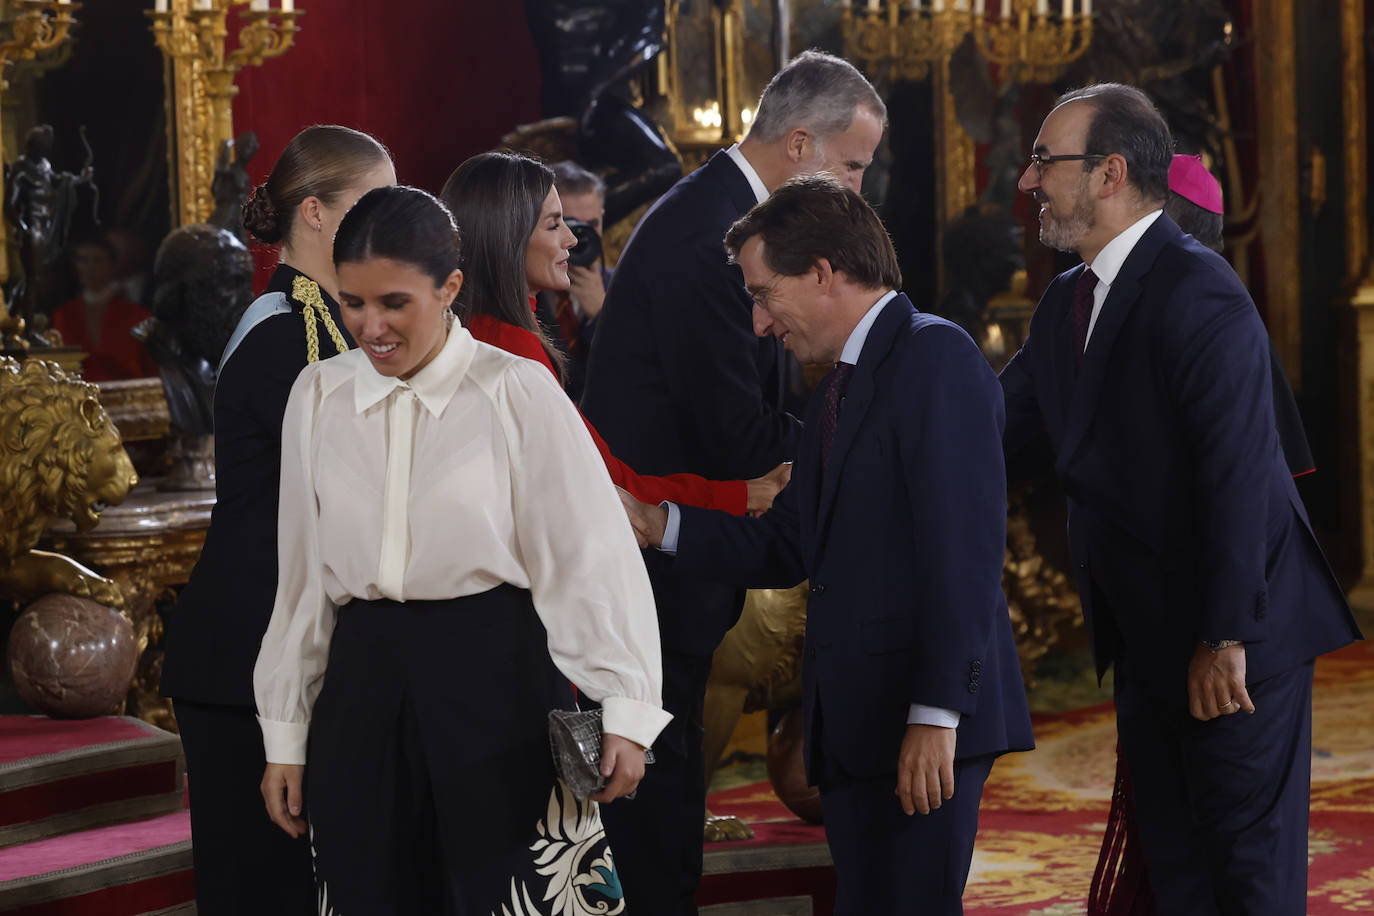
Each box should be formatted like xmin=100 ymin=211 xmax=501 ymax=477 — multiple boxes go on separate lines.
xmin=332 ymin=185 xmax=461 ymax=290
xmin=439 ymin=152 xmax=566 ymax=378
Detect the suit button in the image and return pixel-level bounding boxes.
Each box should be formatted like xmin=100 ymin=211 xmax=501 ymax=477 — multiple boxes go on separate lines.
xmin=971 ymin=660 xmax=982 ymax=673
xmin=968 ymin=682 xmax=978 ymax=694
xmin=810 ymin=584 xmax=826 ymax=596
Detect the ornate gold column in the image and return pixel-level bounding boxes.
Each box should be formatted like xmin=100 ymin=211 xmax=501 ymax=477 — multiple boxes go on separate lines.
xmin=148 ymin=0 xmax=301 ymax=227
xmin=1340 ymin=0 xmax=1374 ymax=604
xmin=1254 ymin=0 xmax=1302 ymax=382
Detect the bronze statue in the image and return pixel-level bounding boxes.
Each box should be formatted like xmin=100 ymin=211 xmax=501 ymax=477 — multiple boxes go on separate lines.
xmin=209 ymin=132 xmax=261 ymax=244
xmin=135 ymin=223 xmax=253 ymax=438
xmin=0 ymin=357 xmax=136 ymax=609
xmin=6 ymin=125 xmax=97 ymax=333
xmin=524 ymin=0 xmax=681 ymax=226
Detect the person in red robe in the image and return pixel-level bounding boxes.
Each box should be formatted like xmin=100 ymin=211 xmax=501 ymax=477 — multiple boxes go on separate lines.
xmin=51 ymin=235 xmax=156 ymax=381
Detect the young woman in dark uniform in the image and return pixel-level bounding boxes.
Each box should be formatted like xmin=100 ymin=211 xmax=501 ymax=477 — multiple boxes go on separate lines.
xmin=160 ymin=125 xmax=394 ymax=914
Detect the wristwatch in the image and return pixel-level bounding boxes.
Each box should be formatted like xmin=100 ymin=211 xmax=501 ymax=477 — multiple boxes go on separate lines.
xmin=1203 ymin=639 xmax=1243 ymax=652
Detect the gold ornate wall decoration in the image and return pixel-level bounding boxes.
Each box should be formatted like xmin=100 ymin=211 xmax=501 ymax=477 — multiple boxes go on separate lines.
xmin=1254 ymin=0 xmax=1301 ymax=383
xmin=147 ymin=0 xmax=301 ymax=228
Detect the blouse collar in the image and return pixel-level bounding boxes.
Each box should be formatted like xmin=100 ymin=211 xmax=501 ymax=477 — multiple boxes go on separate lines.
xmin=352 ymin=321 xmax=478 ymax=418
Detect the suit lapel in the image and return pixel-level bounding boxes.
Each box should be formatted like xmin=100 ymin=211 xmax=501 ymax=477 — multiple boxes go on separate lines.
xmin=1056 ymin=215 xmax=1181 ymax=472
xmin=812 ymin=296 xmax=911 ymax=555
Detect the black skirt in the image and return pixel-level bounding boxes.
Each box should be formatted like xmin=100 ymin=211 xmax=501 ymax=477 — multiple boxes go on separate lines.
xmin=304 ymin=584 xmax=627 ymax=915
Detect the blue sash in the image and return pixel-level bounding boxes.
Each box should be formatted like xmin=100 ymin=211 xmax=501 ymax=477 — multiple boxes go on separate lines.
xmin=219 ymin=291 xmax=291 ymax=373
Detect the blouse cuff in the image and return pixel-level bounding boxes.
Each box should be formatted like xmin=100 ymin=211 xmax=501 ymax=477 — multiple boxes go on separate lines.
xmin=601 ymin=696 xmax=673 ymax=750
xmin=258 ymin=716 xmax=310 ymax=766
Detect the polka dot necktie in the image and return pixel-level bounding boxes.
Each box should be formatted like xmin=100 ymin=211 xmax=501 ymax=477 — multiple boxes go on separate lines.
xmin=820 ymin=361 xmax=855 ymax=467
xmin=1068 ymin=267 xmax=1098 ymax=370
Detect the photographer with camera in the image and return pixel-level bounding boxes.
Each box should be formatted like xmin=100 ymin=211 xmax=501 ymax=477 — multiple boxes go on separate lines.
xmin=537 ymin=160 xmax=611 ymax=400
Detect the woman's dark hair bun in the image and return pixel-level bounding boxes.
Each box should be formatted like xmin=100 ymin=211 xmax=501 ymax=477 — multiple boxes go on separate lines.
xmin=243 ymin=182 xmax=282 ymax=244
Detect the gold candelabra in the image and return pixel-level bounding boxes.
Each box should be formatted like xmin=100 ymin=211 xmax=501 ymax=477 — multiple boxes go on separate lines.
xmin=972 ymin=0 xmax=1093 ymax=84
xmin=843 ymin=2 xmax=972 ymax=82
xmin=0 ymin=0 xmax=79 ymax=90
xmin=842 ymin=0 xmax=1092 ymax=85
xmin=147 ymin=0 xmax=302 ymax=227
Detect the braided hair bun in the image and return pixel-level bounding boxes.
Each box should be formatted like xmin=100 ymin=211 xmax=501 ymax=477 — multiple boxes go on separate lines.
xmin=243 ymin=183 xmax=281 ymax=244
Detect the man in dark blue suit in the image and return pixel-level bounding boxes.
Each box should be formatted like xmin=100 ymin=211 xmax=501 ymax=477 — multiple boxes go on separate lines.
xmin=1001 ymin=83 xmax=1361 ymax=914
xmin=619 ymin=175 xmax=1035 ymax=915
xmin=581 ymin=51 xmax=886 ymax=914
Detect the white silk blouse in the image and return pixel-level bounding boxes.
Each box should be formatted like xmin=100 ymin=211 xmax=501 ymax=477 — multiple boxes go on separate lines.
xmin=253 ymin=324 xmax=672 ymax=765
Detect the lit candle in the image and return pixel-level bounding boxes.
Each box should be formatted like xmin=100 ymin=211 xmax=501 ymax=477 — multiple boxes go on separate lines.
xmin=155 ymin=0 xmax=168 ymax=10
xmin=1036 ymin=0 xmax=1048 ymax=14
xmin=868 ymin=0 xmax=880 ymax=8
xmin=251 ymin=0 xmax=268 ymax=9
xmin=196 ymin=0 xmax=212 ymax=9
xmin=974 ymin=0 xmax=985 ymax=14
xmin=1000 ymin=0 xmax=1010 ymax=20
xmin=281 ymin=0 xmax=294 ymax=11
xmin=1082 ymin=0 xmax=1090 ymax=13
xmin=933 ymin=0 xmax=944 ymax=11
xmin=1062 ymin=0 xmax=1071 ymax=15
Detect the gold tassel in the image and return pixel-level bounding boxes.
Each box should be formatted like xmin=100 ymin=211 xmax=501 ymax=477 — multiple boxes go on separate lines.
xmin=292 ymin=275 xmax=350 ymax=363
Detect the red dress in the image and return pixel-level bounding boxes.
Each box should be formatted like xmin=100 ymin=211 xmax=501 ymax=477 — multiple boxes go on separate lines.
xmin=466 ymin=312 xmax=748 ymax=515
xmin=51 ymin=293 xmax=157 ymax=382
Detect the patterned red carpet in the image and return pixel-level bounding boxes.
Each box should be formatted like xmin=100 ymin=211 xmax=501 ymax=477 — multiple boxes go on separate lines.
xmin=707 ymin=639 xmax=1374 ymax=913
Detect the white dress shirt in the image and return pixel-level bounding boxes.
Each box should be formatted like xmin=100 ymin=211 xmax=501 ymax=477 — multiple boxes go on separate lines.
xmin=254 ymin=324 xmax=672 ymax=765
xmin=664 ymin=289 xmax=959 ymax=730
xmin=1083 ymin=209 xmax=1163 ymax=348
xmin=724 ymin=143 xmax=770 ymax=205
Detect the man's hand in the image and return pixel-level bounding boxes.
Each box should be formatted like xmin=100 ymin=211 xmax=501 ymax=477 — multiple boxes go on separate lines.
xmin=261 ymin=763 xmax=307 ymax=838
xmin=895 ymin=724 xmax=956 ymax=815
xmin=617 ymin=487 xmax=668 ymax=548
xmin=591 ymin=733 xmax=647 ymax=803
xmin=1187 ymin=642 xmax=1255 ymax=721
xmin=568 ymin=266 xmax=606 ymax=321
xmin=746 ymin=462 xmax=792 ymax=515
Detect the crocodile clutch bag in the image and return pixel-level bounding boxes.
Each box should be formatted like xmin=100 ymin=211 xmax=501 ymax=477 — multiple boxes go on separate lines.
xmin=548 ymin=708 xmax=654 ymax=800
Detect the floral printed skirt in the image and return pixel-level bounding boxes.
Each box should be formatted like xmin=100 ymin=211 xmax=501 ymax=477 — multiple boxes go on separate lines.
xmin=303 ymin=589 xmax=625 ymax=915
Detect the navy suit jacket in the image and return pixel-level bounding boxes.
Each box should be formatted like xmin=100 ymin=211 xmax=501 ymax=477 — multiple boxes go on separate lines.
xmin=673 ymin=295 xmax=1035 ymax=782
xmin=581 ymin=150 xmax=802 ymax=657
xmin=1000 ymin=214 xmax=1360 ymax=693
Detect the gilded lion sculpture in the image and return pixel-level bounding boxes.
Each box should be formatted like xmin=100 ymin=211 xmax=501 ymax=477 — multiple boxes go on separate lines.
xmin=0 ymin=357 xmax=137 ymax=608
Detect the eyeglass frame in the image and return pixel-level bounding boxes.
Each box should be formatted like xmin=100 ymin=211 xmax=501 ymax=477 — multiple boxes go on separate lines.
xmin=1027 ymin=152 xmax=1107 ymax=179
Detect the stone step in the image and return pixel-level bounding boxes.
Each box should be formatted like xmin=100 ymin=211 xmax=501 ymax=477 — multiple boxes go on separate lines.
xmin=0 ymin=717 xmax=185 ymax=849
xmin=0 ymin=810 xmax=193 ymax=915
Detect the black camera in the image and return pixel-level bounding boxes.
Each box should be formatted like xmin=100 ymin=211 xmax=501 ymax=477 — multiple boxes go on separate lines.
xmin=565 ymin=218 xmax=603 ymax=269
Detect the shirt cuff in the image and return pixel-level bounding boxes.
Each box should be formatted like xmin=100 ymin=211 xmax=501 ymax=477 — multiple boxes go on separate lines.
xmin=659 ymin=501 xmax=681 ymax=555
xmin=601 ymin=696 xmax=674 ymax=750
xmin=907 ymin=703 xmax=961 ymax=729
xmin=258 ymin=716 xmax=310 ymax=766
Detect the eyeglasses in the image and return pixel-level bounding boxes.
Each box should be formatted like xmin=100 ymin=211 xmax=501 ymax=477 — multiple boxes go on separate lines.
xmin=1028 ymin=152 xmax=1106 ymax=178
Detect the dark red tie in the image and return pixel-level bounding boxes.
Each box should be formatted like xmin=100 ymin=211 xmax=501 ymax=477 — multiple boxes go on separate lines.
xmin=820 ymin=361 xmax=855 ymax=466
xmin=1068 ymin=267 xmax=1098 ymax=369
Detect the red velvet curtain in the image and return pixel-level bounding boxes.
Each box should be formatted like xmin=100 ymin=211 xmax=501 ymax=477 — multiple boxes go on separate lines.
xmin=230 ymin=1 xmax=543 ymax=286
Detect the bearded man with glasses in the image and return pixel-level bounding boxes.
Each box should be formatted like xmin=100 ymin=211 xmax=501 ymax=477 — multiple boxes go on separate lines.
xmin=999 ymin=83 xmax=1360 ymax=915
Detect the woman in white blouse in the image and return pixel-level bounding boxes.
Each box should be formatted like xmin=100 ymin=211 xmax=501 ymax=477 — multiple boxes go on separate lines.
xmin=255 ymin=185 xmax=671 ymax=914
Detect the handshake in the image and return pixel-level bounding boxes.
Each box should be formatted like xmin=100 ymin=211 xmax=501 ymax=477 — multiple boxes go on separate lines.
xmin=617 ymin=488 xmax=669 ymax=549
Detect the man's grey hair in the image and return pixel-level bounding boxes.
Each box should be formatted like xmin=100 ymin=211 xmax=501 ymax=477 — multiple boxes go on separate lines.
xmin=745 ymin=50 xmax=886 ymax=146
xmin=550 ymin=159 xmax=605 ymax=200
